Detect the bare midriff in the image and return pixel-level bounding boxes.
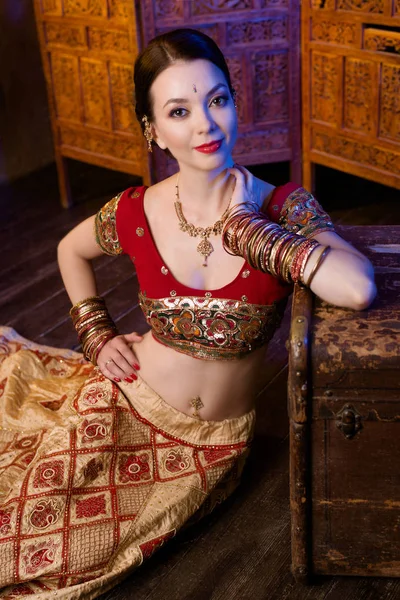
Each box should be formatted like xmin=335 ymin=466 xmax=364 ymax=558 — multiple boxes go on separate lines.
xmin=131 ymin=330 xmax=267 ymax=422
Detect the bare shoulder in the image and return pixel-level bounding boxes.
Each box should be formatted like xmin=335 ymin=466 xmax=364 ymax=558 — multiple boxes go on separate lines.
xmin=143 ymin=175 xmax=176 ymax=218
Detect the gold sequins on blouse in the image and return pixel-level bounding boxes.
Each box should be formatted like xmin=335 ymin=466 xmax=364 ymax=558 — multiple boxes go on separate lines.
xmin=94 ymin=192 xmax=124 ymax=256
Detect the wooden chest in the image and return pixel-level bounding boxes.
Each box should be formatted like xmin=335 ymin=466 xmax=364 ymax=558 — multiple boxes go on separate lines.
xmin=288 ymin=225 xmax=400 ymax=582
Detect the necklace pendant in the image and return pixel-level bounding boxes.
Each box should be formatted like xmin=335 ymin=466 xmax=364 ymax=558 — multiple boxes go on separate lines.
xmin=197 ymin=238 xmax=214 ymax=265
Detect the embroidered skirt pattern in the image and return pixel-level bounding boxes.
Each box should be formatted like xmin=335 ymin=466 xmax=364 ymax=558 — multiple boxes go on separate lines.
xmin=0 ymin=327 xmax=254 ymax=599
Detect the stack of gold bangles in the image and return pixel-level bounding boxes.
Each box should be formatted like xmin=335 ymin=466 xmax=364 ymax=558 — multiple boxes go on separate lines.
xmin=70 ymin=296 xmax=118 ymax=365
xmin=222 ymin=205 xmax=331 ymax=286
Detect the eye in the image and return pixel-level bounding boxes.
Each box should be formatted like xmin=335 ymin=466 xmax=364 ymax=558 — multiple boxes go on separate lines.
xmin=210 ymin=95 xmax=228 ymax=107
xmin=169 ymin=107 xmax=188 ymax=118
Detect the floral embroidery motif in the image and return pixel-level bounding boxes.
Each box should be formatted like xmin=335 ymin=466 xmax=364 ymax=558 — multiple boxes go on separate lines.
xmin=76 ymin=494 xmax=106 ymax=519
xmin=136 ymin=227 xmax=144 ymax=237
xmin=94 ymin=192 xmax=124 ymax=256
xmin=78 ymin=418 xmax=109 ymax=444
xmin=164 ymin=450 xmax=191 ymax=474
xmin=29 ymin=499 xmax=61 ymax=530
xmin=172 ymin=311 xmax=202 ymax=339
xmin=33 ymin=460 xmax=64 ymax=489
xmin=3 ymin=584 xmax=34 ymax=597
xmin=139 ymin=293 xmax=285 ymax=360
xmin=12 ymin=435 xmax=39 ymax=450
xmin=0 ymin=506 xmax=14 ymax=536
xmin=22 ymin=539 xmax=59 ymax=575
xmin=161 ymin=266 xmax=168 ymax=275
xmin=241 ymin=270 xmax=250 ymax=278
xmin=204 ymin=313 xmax=236 ymax=346
xmin=202 ymin=448 xmax=233 ymax=464
xmin=279 ymin=187 xmax=335 ymax=238
xmin=81 ymin=385 xmax=108 ymax=406
xmin=118 ymin=453 xmax=151 ymax=483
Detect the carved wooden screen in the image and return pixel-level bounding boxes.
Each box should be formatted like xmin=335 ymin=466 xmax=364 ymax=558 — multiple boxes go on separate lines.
xmin=302 ymin=0 xmax=400 ymax=191
xmin=33 ymin=0 xmax=150 ymax=207
xmin=137 ymin=0 xmax=301 ymax=183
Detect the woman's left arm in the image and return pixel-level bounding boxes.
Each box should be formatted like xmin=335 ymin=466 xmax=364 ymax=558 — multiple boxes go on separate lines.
xmin=302 ymin=230 xmax=376 ymax=310
xmin=227 ymin=165 xmax=377 ymax=311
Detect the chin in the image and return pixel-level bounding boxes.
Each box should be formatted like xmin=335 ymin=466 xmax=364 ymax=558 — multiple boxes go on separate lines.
xmin=197 ymin=150 xmax=233 ymax=170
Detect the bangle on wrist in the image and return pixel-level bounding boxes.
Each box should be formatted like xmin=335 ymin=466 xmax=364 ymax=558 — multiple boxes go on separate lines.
xmin=304 ymin=246 xmax=331 ymax=287
xmin=70 ymin=296 xmax=118 ymax=365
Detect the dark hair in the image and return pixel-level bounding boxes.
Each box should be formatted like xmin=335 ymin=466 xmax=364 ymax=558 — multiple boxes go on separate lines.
xmin=133 ymin=28 xmax=234 ymax=148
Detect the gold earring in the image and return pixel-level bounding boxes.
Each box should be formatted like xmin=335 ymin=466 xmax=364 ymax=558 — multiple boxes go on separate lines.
xmin=141 ymin=115 xmax=153 ymax=152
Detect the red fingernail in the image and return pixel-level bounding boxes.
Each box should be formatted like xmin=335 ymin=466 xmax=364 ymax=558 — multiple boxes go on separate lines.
xmin=114 ymin=378 xmax=121 ymax=383
xmin=132 ymin=374 xmax=137 ymax=380
xmin=133 ymin=363 xmax=140 ymax=370
xmin=125 ymin=377 xmax=133 ymax=383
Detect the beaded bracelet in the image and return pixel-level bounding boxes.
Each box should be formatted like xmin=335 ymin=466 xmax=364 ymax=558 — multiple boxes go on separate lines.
xmin=70 ymin=296 xmax=118 ymax=365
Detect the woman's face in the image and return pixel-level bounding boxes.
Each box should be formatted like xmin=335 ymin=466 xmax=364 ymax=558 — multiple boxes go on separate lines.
xmin=150 ymin=59 xmax=237 ymax=172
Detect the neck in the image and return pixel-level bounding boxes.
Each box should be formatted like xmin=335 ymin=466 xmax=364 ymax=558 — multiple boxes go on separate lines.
xmin=175 ymin=164 xmax=234 ymax=222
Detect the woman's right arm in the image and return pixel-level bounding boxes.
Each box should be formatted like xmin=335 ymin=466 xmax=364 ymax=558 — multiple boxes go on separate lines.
xmin=57 ymin=215 xmax=102 ymax=304
xmin=57 ymin=214 xmax=142 ymax=382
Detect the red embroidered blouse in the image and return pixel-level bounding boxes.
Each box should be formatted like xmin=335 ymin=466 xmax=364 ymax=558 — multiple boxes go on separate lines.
xmin=94 ymin=183 xmax=334 ymax=360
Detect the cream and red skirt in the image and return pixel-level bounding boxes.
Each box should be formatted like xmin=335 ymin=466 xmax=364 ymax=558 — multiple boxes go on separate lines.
xmin=0 ymin=327 xmax=255 ymax=599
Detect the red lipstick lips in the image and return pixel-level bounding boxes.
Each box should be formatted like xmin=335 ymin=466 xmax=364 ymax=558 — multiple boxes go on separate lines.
xmin=194 ymin=139 xmax=223 ymax=154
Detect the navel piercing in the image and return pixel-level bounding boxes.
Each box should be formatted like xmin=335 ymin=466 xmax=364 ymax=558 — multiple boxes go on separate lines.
xmin=192 ymin=83 xmax=197 ymax=93
xmin=190 ymin=396 xmax=204 ymax=418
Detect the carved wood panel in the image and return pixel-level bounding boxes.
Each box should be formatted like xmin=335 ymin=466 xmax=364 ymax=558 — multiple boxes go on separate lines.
xmin=302 ymin=0 xmax=400 ymax=191
xmin=33 ymin=0 xmax=149 ymax=207
xmin=138 ymin=0 xmax=301 ymax=183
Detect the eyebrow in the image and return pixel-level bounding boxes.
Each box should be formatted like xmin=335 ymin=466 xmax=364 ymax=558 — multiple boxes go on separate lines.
xmin=162 ymin=83 xmax=228 ymax=109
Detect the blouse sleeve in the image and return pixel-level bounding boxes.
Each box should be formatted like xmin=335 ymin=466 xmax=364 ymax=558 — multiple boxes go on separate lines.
xmin=264 ymin=183 xmax=335 ymax=239
xmin=93 ymin=191 xmax=125 ymax=256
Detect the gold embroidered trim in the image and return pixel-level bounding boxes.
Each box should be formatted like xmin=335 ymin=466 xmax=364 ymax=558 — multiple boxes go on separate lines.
xmin=279 ymin=187 xmax=335 ymax=239
xmin=139 ymin=293 xmax=286 ymax=361
xmin=94 ymin=192 xmax=124 ymax=256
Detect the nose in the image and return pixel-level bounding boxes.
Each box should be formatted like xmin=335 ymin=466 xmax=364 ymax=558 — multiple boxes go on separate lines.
xmin=195 ymin=105 xmax=217 ymax=134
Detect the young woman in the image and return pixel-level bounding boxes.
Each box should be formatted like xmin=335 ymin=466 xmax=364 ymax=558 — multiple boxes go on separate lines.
xmin=0 ymin=29 xmax=375 ymax=599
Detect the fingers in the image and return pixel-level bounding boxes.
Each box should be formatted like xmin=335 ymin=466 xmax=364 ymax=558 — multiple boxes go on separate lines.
xmin=231 ymin=164 xmax=251 ymax=183
xmin=123 ymin=331 xmax=143 ymax=342
xmin=228 ymin=165 xmax=256 ymax=207
xmin=97 ymin=336 xmax=141 ymax=384
xmin=228 ymin=166 xmax=247 ymax=206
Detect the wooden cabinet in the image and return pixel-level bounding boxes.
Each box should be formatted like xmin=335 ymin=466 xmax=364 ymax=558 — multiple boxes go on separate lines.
xmin=33 ymin=0 xmax=150 ymax=207
xmin=34 ymin=0 xmax=301 ymax=205
xmin=138 ymin=0 xmax=302 ymax=183
xmin=302 ymin=0 xmax=400 ymax=192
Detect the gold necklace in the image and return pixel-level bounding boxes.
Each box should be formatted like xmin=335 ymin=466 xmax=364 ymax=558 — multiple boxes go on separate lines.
xmin=174 ymin=176 xmax=232 ymax=267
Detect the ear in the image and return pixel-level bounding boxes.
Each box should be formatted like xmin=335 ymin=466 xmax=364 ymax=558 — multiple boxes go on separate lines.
xmin=151 ymin=123 xmax=168 ymax=151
